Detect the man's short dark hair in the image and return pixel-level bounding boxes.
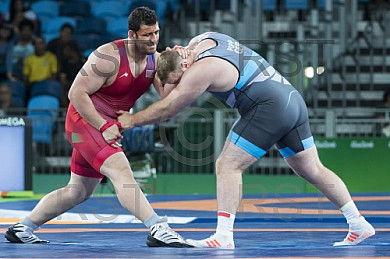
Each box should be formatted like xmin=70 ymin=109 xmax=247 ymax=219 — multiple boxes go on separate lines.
xmin=60 ymin=23 xmax=74 ymax=34
xmin=128 ymin=7 xmax=158 ymax=32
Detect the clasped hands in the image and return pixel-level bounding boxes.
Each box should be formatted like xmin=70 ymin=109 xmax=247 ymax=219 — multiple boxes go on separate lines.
xmin=97 ymin=111 xmax=133 ymax=148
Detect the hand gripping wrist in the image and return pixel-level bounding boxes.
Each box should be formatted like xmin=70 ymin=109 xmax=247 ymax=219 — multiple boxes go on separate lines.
xmin=99 ymin=121 xmax=122 ymax=133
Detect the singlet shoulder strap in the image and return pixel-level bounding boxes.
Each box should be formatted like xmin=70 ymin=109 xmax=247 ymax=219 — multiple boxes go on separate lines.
xmin=112 ymin=39 xmax=125 ymax=48
xmin=111 ymin=40 xmax=128 ymax=69
xmin=146 ymin=54 xmax=155 ymax=70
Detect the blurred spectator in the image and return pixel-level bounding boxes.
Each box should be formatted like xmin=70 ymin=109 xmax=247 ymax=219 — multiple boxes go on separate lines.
xmin=12 ymin=19 xmax=34 ymax=80
xmin=0 ymin=23 xmax=17 ymax=81
xmin=23 ymin=37 xmax=57 ymax=94
xmin=0 ymin=82 xmax=15 ymax=116
xmin=58 ymin=41 xmax=85 ymax=107
xmin=6 ymin=0 xmax=38 ymax=34
xmin=0 ymin=22 xmax=14 ymax=42
xmin=47 ymin=23 xmax=77 ymax=64
xmin=382 ymin=89 xmax=390 ymax=109
xmin=377 ymin=89 xmax=390 ymax=137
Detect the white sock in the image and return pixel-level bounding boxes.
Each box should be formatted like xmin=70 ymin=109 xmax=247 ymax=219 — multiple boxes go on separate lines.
xmin=340 ymin=201 xmax=360 ymax=222
xmin=216 ymin=211 xmax=235 ymax=234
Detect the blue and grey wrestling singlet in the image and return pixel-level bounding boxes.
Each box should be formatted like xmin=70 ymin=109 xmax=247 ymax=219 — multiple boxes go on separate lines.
xmin=195 ymin=32 xmax=315 ymax=159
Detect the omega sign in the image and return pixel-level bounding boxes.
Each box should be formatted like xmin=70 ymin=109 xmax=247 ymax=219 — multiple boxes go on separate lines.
xmin=0 ymin=117 xmax=26 ymax=127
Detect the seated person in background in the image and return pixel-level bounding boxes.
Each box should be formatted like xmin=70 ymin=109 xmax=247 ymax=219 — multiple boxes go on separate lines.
xmin=382 ymin=90 xmax=390 ymax=109
xmin=0 ymin=23 xmax=17 ymax=81
xmin=59 ymin=41 xmax=86 ymax=107
xmin=12 ymin=19 xmax=35 ymax=80
xmin=0 ymin=81 xmax=20 ymax=116
xmin=23 ymin=36 xmax=57 ymax=97
xmin=6 ymin=0 xmax=38 ymax=34
xmin=47 ymin=23 xmax=78 ymax=64
xmin=380 ymin=89 xmax=390 ymax=137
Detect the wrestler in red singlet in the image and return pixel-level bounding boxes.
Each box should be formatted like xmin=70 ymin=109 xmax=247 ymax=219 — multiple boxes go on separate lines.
xmin=65 ymin=40 xmax=155 ymax=178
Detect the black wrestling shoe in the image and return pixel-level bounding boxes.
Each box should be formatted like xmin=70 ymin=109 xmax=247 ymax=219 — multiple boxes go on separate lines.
xmin=5 ymin=223 xmax=49 ymax=244
xmin=146 ymin=219 xmax=192 ymax=248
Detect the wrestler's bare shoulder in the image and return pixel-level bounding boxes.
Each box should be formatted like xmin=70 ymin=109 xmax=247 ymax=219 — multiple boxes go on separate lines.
xmin=85 ymin=42 xmax=121 ymax=75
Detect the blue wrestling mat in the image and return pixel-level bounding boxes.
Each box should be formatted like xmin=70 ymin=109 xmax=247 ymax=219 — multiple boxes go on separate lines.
xmin=1 ymin=193 xmax=389 ymax=258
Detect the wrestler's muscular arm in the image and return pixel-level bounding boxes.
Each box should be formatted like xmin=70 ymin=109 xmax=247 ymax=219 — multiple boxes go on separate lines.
xmin=68 ymin=44 xmax=121 ymax=145
xmin=119 ymin=62 xmax=212 ymax=129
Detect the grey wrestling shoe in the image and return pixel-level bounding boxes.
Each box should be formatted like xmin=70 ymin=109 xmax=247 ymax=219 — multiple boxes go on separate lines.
xmin=5 ymin=223 xmax=49 ymax=244
xmin=146 ymin=219 xmax=192 ymax=248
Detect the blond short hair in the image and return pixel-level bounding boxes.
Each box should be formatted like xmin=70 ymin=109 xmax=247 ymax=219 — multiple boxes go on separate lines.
xmin=157 ymin=50 xmax=182 ymax=83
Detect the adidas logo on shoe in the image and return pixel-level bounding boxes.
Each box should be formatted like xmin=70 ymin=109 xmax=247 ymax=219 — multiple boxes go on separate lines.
xmin=333 ymin=216 xmax=375 ymax=246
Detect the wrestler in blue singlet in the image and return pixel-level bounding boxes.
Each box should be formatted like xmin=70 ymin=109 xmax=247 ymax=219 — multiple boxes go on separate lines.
xmin=195 ymin=33 xmax=315 ymax=159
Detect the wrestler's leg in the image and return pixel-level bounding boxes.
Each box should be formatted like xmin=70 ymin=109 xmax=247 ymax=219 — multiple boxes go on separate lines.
xmin=28 ymin=173 xmax=101 ymax=226
xmin=100 ymin=152 xmax=192 ymax=247
xmin=186 ymin=139 xmax=258 ymax=249
xmin=99 ymin=152 xmax=154 ymax=222
xmin=5 ymin=173 xmax=101 ymax=243
xmin=285 ymin=146 xmax=375 ymax=246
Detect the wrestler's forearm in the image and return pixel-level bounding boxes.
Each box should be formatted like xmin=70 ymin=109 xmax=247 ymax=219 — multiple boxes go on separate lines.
xmin=126 ymin=86 xmax=198 ymax=128
xmin=70 ymin=93 xmax=106 ymax=130
xmin=132 ymin=89 xmax=192 ymax=127
xmin=132 ymin=100 xmax=175 ymax=126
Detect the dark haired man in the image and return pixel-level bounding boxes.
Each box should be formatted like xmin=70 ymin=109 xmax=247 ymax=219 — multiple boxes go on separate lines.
xmin=5 ymin=7 xmax=191 ymax=248
xmin=118 ymin=32 xmax=375 ymax=248
xmin=23 ymin=36 xmax=57 ymax=87
xmin=47 ymin=23 xmax=77 ymax=63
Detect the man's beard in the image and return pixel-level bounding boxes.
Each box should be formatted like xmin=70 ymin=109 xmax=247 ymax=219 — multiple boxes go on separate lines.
xmin=135 ymin=41 xmax=156 ymax=55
